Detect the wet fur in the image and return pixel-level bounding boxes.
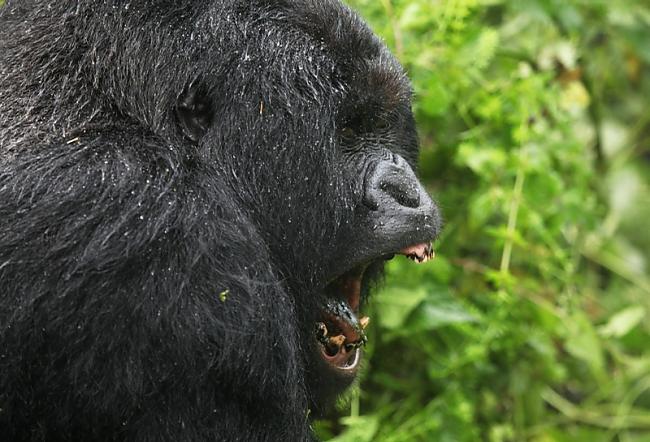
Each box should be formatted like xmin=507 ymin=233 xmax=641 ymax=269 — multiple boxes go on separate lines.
xmin=0 ymin=1 xmax=409 ymax=440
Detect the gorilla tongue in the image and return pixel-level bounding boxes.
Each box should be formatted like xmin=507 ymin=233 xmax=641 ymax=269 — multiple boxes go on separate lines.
xmin=399 ymin=242 xmax=435 ymax=264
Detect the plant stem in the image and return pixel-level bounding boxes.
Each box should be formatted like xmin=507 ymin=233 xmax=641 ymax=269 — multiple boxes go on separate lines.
xmin=351 ymin=388 xmax=360 ymax=418
xmin=500 ymin=164 xmax=525 ymax=274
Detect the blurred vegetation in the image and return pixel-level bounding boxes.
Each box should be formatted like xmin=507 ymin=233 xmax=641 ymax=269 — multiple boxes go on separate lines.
xmin=316 ymin=0 xmax=650 ymax=441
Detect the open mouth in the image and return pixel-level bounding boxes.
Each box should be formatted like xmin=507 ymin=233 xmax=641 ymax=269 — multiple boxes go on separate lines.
xmin=316 ymin=242 xmax=435 ymax=371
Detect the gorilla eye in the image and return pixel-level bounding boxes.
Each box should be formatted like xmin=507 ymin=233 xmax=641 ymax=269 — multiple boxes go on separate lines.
xmin=340 ymin=126 xmax=356 ymax=141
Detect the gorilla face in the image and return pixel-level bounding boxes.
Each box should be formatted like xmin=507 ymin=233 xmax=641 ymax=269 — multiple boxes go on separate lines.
xmin=305 ymin=54 xmax=441 ymax=409
xmin=174 ymin=0 xmax=442 ymax=409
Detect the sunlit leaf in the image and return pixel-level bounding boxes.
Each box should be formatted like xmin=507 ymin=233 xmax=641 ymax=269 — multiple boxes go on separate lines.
xmin=599 ymin=306 xmax=646 ymax=338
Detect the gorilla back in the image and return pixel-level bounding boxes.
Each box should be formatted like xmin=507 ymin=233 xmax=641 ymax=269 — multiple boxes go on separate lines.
xmin=0 ymin=0 xmax=441 ymax=440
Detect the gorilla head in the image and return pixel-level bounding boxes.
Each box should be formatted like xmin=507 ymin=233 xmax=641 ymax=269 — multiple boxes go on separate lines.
xmin=0 ymin=0 xmax=440 ymax=440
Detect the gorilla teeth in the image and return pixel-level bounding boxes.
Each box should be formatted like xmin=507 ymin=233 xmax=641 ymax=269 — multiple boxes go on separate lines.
xmin=329 ymin=335 xmax=345 ymax=347
xmin=322 ymin=334 xmax=346 ymax=357
xmin=406 ymin=250 xmax=435 ymax=264
xmin=401 ymin=242 xmax=435 ymax=264
xmin=315 ymin=319 xmax=369 ymax=356
xmin=407 ymin=253 xmax=427 ymax=264
xmin=316 ymin=322 xmax=329 ymax=345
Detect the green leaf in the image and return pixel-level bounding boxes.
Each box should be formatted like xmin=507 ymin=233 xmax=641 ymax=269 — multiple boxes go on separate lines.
xmin=564 ymin=311 xmax=605 ymax=376
xmin=599 ymin=305 xmax=646 ymax=338
xmin=375 ymin=286 xmax=428 ymax=330
xmin=399 ymin=2 xmax=434 ymax=31
xmin=415 ymin=73 xmax=451 ymax=116
xmin=406 ymin=298 xmax=479 ymax=333
xmin=457 ymin=28 xmax=499 ymax=70
xmin=328 ymin=415 xmax=379 ymax=442
xmin=456 ymin=143 xmax=507 ymax=176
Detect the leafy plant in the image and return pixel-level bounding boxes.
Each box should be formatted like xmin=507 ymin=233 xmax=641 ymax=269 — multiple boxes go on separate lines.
xmin=317 ymin=1 xmax=650 ymax=440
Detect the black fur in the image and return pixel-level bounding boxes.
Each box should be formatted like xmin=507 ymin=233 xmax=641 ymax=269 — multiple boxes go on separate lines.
xmin=0 ymin=1 xmax=432 ymax=440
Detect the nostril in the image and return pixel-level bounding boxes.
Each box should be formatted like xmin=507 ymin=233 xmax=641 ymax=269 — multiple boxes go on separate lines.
xmin=379 ymin=177 xmax=420 ymax=208
xmin=363 ymin=157 xmax=423 ymax=210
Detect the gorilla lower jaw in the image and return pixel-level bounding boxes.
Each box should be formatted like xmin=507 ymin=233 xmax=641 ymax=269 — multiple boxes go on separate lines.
xmin=316 ymin=241 xmax=435 ymax=371
xmin=316 ymin=270 xmax=368 ymax=372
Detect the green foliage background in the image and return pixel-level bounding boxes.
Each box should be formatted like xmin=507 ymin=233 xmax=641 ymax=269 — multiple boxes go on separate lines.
xmin=317 ymin=1 xmax=650 ymax=441
xmin=1 ymin=0 xmax=648 ymax=439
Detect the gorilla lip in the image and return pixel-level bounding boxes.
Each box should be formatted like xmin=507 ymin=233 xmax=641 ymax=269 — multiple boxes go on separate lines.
xmin=316 ymin=241 xmax=434 ymax=371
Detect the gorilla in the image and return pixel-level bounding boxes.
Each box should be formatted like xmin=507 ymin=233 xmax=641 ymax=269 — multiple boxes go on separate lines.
xmin=0 ymin=0 xmax=441 ymax=440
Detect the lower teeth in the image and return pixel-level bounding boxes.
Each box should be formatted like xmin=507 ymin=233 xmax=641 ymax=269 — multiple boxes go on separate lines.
xmin=315 ymin=318 xmax=369 ymax=356
xmin=329 ymin=334 xmax=346 ymax=347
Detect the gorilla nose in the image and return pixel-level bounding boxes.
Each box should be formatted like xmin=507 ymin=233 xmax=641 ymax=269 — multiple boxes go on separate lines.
xmin=363 ymin=154 xmax=427 ymax=211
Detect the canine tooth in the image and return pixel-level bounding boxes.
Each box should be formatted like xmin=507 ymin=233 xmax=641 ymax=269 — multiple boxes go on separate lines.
xmin=360 ymin=316 xmax=370 ymax=330
xmin=329 ymin=335 xmax=345 ymax=347
xmin=316 ymin=322 xmax=328 ymax=337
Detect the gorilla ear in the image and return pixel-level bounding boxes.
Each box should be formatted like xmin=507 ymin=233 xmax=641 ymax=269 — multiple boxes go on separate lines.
xmin=175 ymin=84 xmax=213 ymax=142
